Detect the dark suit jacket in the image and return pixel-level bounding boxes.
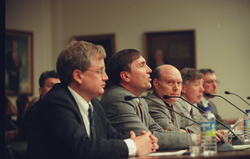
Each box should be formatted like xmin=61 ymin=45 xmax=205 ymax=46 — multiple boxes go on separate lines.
xmin=27 ymin=83 xmax=129 ymax=159
xmin=18 ymin=99 xmax=41 ymax=141
xmin=197 ymin=100 xmax=231 ymax=130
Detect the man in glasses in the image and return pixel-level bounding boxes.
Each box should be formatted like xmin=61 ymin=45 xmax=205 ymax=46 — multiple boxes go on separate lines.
xmin=27 ymin=41 xmax=158 ymax=159
xmin=197 ymin=69 xmax=231 ymax=130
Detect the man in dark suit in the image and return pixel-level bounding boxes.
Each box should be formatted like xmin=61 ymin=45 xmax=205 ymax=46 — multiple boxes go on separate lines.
xmin=27 ymin=41 xmax=158 ymax=159
xmin=18 ymin=70 xmax=60 ymax=141
xmin=198 ymin=69 xmax=231 ymax=130
xmin=5 ymin=40 xmax=22 ymax=92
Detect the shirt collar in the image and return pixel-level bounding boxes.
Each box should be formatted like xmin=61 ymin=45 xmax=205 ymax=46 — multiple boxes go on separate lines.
xmin=67 ymin=86 xmax=93 ymax=114
xmin=201 ymin=96 xmax=209 ymax=107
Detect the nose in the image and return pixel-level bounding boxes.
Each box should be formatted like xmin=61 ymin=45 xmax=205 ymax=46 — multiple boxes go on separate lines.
xmin=213 ymin=82 xmax=217 ymax=88
xmin=102 ymin=72 xmax=109 ymax=81
xmin=200 ymin=85 xmax=204 ymax=92
xmin=146 ymin=64 xmax=152 ymax=73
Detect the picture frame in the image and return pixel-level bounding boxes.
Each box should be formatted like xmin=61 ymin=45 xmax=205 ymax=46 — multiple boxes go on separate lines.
xmin=143 ymin=30 xmax=196 ymax=72
xmin=72 ymin=34 xmax=116 ymax=67
xmin=5 ymin=29 xmax=34 ymax=96
xmin=72 ymin=34 xmax=116 ymax=89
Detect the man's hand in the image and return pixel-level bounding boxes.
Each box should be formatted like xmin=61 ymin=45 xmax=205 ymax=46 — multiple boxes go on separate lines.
xmin=215 ymin=130 xmax=224 ymax=141
xmin=130 ymin=130 xmax=159 ymax=156
xmin=196 ymin=134 xmax=201 ymax=145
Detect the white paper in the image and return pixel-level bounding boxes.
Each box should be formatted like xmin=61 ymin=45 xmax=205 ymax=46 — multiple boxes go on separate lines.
xmin=233 ymin=144 xmax=250 ymax=150
xmin=145 ymin=149 xmax=188 ymax=156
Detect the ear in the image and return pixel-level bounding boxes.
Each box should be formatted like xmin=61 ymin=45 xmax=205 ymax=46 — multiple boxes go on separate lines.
xmin=120 ymin=71 xmax=131 ymax=83
xmin=72 ymin=69 xmax=83 ymax=84
xmin=153 ymin=78 xmax=159 ymax=90
xmin=181 ymin=84 xmax=186 ymax=94
xmin=39 ymin=87 xmax=43 ymax=96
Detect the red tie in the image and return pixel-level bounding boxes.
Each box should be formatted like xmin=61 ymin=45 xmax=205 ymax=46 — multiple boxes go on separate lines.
xmin=14 ymin=53 xmax=18 ymax=68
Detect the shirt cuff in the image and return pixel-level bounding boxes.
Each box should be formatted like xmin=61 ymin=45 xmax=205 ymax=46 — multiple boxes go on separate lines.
xmin=190 ymin=133 xmax=197 ymax=145
xmin=124 ymin=138 xmax=137 ymax=157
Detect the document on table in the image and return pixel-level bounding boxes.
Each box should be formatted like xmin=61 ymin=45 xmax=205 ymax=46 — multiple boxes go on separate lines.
xmin=233 ymin=145 xmax=250 ymax=150
xmin=145 ymin=149 xmax=188 ymax=156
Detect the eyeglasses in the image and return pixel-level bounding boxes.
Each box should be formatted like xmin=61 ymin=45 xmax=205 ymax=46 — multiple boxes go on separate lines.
xmin=86 ymin=67 xmax=106 ymax=76
xmin=205 ymin=80 xmax=220 ymax=85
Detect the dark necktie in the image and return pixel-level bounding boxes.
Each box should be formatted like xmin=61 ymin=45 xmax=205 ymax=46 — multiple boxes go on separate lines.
xmin=138 ymin=99 xmax=145 ymax=123
xmin=190 ymin=107 xmax=193 ymax=119
xmin=169 ymin=105 xmax=178 ymax=128
xmin=14 ymin=53 xmax=18 ymax=68
xmin=88 ymin=105 xmax=96 ymax=139
xmin=207 ymin=102 xmax=212 ymax=110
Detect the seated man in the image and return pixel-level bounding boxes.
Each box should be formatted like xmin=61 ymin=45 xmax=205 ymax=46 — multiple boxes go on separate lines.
xmin=173 ymin=67 xmax=205 ymax=132
xmin=101 ymin=49 xmax=200 ymax=150
xmin=18 ymin=70 xmax=61 ymax=141
xmin=27 ymin=41 xmax=158 ymax=159
xmin=146 ymin=65 xmax=200 ymax=133
xmin=198 ymin=69 xmax=231 ymax=130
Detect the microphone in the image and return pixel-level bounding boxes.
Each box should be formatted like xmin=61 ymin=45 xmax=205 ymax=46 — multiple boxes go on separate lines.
xmin=124 ymin=95 xmax=236 ymax=151
xmin=205 ymin=93 xmax=247 ymax=116
xmin=248 ymin=97 xmax=250 ymax=100
xmin=225 ymin=91 xmax=250 ymax=106
xmin=164 ymin=94 xmax=245 ymax=146
xmin=124 ymin=96 xmax=200 ymax=125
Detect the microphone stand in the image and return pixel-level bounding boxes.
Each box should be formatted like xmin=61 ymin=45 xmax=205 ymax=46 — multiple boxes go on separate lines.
xmin=225 ymin=91 xmax=250 ymax=106
xmin=205 ymin=93 xmax=247 ymax=116
xmin=163 ymin=95 xmax=245 ymax=146
xmin=125 ymin=95 xmax=236 ymax=152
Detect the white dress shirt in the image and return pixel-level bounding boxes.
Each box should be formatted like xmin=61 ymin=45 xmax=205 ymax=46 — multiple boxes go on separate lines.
xmin=201 ymin=96 xmax=209 ymax=107
xmin=67 ymin=86 xmax=136 ymax=156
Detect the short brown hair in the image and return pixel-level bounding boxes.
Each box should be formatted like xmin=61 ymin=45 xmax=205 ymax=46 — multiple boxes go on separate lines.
xmin=56 ymin=41 xmax=106 ymax=85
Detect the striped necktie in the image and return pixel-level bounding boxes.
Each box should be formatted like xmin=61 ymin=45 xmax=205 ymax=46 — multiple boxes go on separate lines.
xmin=88 ymin=105 xmax=96 ymax=139
xmin=169 ymin=105 xmax=178 ymax=128
xmin=138 ymin=99 xmax=145 ymax=123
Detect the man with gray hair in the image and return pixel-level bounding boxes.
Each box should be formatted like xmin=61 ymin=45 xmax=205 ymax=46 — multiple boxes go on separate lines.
xmin=173 ymin=67 xmax=205 ymax=133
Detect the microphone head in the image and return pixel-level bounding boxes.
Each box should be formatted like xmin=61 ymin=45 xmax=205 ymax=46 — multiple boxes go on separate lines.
xmin=225 ymin=91 xmax=230 ymax=94
xmin=247 ymin=97 xmax=250 ymax=100
xmin=163 ymin=95 xmax=170 ymax=99
xmin=124 ymin=96 xmax=133 ymax=100
xmin=204 ymin=93 xmax=212 ymax=97
xmin=204 ymin=93 xmax=216 ymax=98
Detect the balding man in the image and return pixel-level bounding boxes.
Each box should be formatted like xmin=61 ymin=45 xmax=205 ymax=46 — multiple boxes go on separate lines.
xmin=146 ymin=65 xmax=200 ymax=133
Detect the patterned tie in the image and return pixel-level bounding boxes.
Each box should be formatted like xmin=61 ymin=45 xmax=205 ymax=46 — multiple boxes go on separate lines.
xmin=88 ymin=105 xmax=96 ymax=139
xmin=190 ymin=107 xmax=194 ymax=119
xmin=169 ymin=105 xmax=178 ymax=128
xmin=138 ymin=99 xmax=145 ymax=123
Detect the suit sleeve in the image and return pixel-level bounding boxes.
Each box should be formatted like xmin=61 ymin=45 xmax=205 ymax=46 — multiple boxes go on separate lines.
xmin=147 ymin=99 xmax=179 ymax=131
xmin=28 ymin=92 xmax=129 ymax=159
xmin=210 ymin=101 xmax=231 ymax=130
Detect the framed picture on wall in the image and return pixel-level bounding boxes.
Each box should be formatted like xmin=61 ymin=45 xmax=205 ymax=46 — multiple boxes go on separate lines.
xmin=72 ymin=34 xmax=116 ymax=89
xmin=72 ymin=34 xmax=116 ymax=66
xmin=143 ymin=30 xmax=196 ymax=72
xmin=5 ymin=29 xmax=34 ymax=96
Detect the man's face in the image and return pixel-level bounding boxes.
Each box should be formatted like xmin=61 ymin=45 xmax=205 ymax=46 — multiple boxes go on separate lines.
xmin=203 ymin=73 xmax=218 ymax=97
xmin=39 ymin=77 xmax=61 ymax=99
xmin=128 ymin=56 xmax=152 ymax=94
xmin=154 ymin=66 xmax=182 ymax=105
xmin=182 ymin=78 xmax=204 ymax=104
xmin=81 ymin=53 xmax=108 ymax=101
